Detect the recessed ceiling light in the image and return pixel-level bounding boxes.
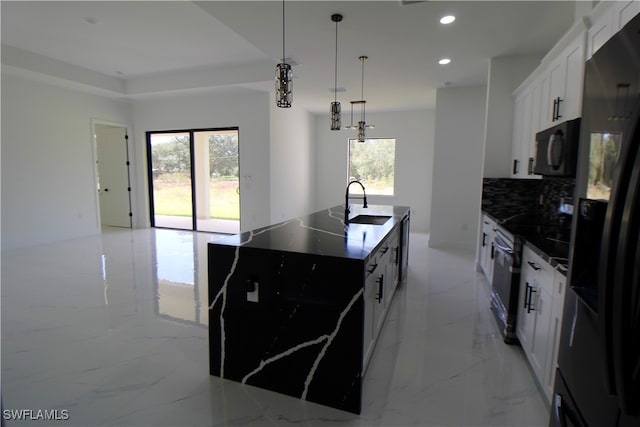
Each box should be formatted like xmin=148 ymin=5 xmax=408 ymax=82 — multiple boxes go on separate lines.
xmin=439 ymin=58 xmax=452 ymax=65
xmin=83 ymin=16 xmax=99 ymax=25
xmin=440 ymin=15 xmax=456 ymax=25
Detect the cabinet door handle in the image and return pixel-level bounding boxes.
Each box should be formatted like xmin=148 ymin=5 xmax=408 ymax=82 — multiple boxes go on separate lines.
xmin=527 ymin=261 xmax=541 ymax=271
xmin=482 ymin=233 xmax=487 ymax=247
xmin=376 ymin=275 xmax=384 ymax=303
xmin=392 ymin=247 xmax=399 ymax=264
xmin=367 ymin=263 xmax=378 ymax=274
xmin=555 ymin=97 xmax=563 ymax=120
xmin=552 ymin=98 xmax=557 ymax=121
xmin=528 ymin=157 xmax=535 ymax=175
xmin=524 ymin=283 xmax=530 ymax=309
xmin=380 ymin=246 xmax=389 ymax=255
xmin=513 ymin=159 xmax=519 ymax=175
xmin=490 ymin=242 xmax=495 ymax=259
xmin=527 ymin=286 xmax=537 ymax=313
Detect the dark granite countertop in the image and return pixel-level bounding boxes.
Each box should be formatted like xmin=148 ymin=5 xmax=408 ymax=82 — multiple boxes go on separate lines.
xmin=482 ymin=210 xmax=569 ymax=275
xmin=212 ymin=204 xmax=410 ymax=261
xmin=522 ymin=234 xmax=569 ymax=275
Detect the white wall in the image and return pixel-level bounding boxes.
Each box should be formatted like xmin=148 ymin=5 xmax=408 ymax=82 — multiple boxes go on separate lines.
xmin=269 ymin=98 xmax=315 ymax=223
xmin=314 ymin=109 xmax=434 ymax=232
xmin=131 ymin=89 xmax=271 ymax=232
xmin=430 ymin=86 xmax=487 ymax=252
xmin=483 ymin=55 xmax=541 ymax=178
xmin=1 ymin=73 xmax=132 ymax=250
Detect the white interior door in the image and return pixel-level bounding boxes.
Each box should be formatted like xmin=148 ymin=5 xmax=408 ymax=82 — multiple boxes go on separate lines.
xmin=96 ymin=124 xmax=131 ymax=228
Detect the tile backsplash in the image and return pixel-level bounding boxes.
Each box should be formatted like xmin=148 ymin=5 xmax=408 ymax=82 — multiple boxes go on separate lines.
xmin=482 ymin=177 xmax=575 ymax=225
xmin=538 ymin=178 xmax=576 ymax=224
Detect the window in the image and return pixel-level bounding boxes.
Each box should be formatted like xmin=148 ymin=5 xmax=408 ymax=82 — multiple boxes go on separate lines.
xmin=348 ymin=138 xmax=396 ymax=196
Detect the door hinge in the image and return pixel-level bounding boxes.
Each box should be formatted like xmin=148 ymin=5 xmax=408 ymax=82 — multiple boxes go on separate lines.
xmin=126 ymin=161 xmax=130 ymax=166
xmin=129 ymin=212 xmax=133 ymax=217
xmin=128 ymin=187 xmax=131 ymax=192
xmin=125 ymin=134 xmax=129 ymax=140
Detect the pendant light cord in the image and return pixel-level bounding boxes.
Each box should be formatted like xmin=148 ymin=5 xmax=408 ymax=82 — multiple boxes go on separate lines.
xmin=360 ymin=57 xmax=365 ymax=121
xmin=282 ymin=0 xmax=286 ymax=63
xmin=334 ymin=20 xmax=338 ymax=103
xmin=361 ymin=58 xmax=365 ymax=100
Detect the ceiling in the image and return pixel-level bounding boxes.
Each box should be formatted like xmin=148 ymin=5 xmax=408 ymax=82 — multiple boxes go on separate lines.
xmin=1 ymin=1 xmax=577 ymax=113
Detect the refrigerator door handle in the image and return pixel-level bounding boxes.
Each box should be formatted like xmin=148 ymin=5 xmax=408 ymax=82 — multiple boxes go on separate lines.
xmin=612 ymin=130 xmax=640 ymax=415
xmin=600 ymin=97 xmax=640 ymax=414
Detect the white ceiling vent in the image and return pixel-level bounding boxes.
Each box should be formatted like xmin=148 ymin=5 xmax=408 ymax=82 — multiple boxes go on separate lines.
xmin=400 ymin=0 xmax=429 ymax=5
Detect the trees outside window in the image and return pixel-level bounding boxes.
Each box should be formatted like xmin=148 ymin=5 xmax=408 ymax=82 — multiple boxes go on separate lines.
xmin=348 ymin=138 xmax=396 ymax=196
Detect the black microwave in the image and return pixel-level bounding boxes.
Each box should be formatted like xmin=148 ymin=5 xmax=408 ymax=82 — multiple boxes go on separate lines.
xmin=533 ymin=118 xmax=581 ymax=176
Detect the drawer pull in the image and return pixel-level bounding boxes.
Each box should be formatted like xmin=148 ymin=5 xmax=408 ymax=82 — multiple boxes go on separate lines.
xmin=527 ymin=261 xmax=541 ymax=271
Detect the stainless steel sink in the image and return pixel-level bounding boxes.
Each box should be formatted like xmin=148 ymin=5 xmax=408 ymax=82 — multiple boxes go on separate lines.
xmin=348 ymin=215 xmax=391 ymax=225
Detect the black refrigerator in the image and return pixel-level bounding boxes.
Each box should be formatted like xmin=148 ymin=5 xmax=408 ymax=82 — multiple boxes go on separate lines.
xmin=550 ymin=12 xmax=640 ymax=427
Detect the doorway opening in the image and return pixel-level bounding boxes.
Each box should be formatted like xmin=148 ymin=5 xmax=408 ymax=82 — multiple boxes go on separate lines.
xmin=94 ymin=122 xmax=133 ymax=228
xmin=146 ymin=128 xmax=240 ymax=234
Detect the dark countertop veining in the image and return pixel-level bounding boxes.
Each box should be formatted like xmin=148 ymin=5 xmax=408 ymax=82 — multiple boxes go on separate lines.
xmin=213 ymin=204 xmax=410 ymax=261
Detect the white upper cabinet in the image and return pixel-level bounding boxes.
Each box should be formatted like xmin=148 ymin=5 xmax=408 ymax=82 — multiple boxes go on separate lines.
xmin=540 ymin=33 xmax=586 ymax=129
xmin=587 ymin=1 xmax=640 ymax=59
xmin=508 ymin=6 xmax=640 ymax=180
xmin=510 ymin=20 xmax=588 ymax=178
xmin=511 ymin=91 xmax=524 ymax=178
xmin=511 ymin=28 xmax=586 ymax=178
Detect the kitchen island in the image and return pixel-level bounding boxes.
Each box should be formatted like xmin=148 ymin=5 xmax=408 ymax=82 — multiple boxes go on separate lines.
xmin=208 ymin=204 xmax=410 ymax=414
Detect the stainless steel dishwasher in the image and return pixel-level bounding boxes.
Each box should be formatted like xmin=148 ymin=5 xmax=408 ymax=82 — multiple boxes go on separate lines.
xmin=490 ymin=228 xmax=522 ymax=344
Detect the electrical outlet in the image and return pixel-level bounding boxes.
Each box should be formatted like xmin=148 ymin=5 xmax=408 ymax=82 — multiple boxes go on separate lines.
xmin=246 ymin=279 xmax=259 ymax=303
xmin=247 ymin=283 xmax=259 ymax=303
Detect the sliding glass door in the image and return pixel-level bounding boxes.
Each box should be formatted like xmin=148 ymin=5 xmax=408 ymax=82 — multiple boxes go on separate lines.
xmin=148 ymin=132 xmax=194 ymax=230
xmin=147 ymin=128 xmax=240 ymax=234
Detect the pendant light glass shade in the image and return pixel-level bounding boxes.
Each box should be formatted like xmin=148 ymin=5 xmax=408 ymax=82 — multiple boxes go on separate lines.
xmin=276 ymin=0 xmax=292 ymax=108
xmin=331 ymin=101 xmax=341 ymax=130
xmin=357 ymin=121 xmax=366 ymax=142
xmin=346 ymin=56 xmax=374 ymax=141
xmin=276 ymin=63 xmax=292 ymax=108
xmin=330 ymin=14 xmax=343 ymax=130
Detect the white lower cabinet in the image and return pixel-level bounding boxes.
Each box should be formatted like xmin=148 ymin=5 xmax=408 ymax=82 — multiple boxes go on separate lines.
xmin=363 ymin=228 xmax=402 ymax=371
xmin=544 ymin=271 xmax=566 ymax=398
xmin=516 ymin=245 xmax=566 ymax=402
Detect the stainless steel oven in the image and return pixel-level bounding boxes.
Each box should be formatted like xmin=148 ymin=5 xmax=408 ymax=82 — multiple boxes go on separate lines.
xmin=490 ymin=227 xmax=521 ymax=344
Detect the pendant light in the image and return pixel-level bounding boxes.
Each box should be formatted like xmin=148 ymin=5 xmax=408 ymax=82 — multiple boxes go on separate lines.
xmin=275 ymin=0 xmax=292 ymax=108
xmin=330 ymin=14 xmax=343 ymax=130
xmin=345 ymin=56 xmax=374 ymax=142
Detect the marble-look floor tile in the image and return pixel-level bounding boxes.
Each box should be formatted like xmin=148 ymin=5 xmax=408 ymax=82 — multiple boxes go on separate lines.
xmin=2 ymin=228 xmax=549 ymax=426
